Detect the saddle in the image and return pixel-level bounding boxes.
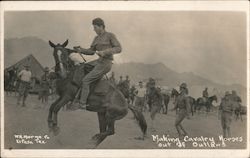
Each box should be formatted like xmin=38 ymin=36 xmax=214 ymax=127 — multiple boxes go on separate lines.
xmin=71 ymin=63 xmax=110 ymax=95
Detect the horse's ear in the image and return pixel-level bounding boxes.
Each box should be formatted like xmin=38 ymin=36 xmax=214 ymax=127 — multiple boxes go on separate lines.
xmin=49 ymin=41 xmax=56 ymax=48
xmin=62 ymin=39 xmax=68 ymax=48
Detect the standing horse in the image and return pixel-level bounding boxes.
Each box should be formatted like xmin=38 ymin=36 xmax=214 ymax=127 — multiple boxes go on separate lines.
xmin=196 ymin=95 xmax=217 ymax=114
xmin=171 ymin=88 xmax=195 ymax=116
xmin=47 ymin=40 xmax=147 ymax=147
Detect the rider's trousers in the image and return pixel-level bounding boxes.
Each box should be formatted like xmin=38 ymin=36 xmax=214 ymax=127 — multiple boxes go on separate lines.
xmin=80 ymin=59 xmax=112 ymax=104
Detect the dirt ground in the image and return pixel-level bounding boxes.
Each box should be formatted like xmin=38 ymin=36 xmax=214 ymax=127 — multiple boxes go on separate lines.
xmin=3 ymin=93 xmax=247 ymax=149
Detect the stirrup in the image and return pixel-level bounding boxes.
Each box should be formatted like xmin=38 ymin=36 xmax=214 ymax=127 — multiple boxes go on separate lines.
xmin=74 ymin=101 xmax=87 ymax=110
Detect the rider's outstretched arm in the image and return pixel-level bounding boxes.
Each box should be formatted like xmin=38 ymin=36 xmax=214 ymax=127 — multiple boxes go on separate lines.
xmin=77 ymin=47 xmax=96 ymax=55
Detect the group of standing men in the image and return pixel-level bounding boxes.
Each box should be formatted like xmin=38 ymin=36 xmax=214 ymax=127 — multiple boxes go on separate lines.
xmin=6 ymin=64 xmax=52 ymax=107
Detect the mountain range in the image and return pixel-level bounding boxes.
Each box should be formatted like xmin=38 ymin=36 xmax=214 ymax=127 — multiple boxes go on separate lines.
xmin=4 ymin=36 xmax=247 ymax=101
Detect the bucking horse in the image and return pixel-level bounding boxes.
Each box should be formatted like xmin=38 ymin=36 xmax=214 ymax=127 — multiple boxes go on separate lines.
xmin=47 ymin=40 xmax=147 ymax=147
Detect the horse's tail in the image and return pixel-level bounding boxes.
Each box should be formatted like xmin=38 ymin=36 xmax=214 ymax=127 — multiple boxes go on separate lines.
xmin=128 ymin=104 xmax=147 ymax=136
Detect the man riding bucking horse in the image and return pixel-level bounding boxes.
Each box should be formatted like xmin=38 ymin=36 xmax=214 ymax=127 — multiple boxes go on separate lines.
xmin=73 ymin=18 xmax=122 ymax=109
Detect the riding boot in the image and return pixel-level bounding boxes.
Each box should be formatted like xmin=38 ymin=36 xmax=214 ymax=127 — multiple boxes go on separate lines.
xmin=78 ymin=83 xmax=90 ymax=109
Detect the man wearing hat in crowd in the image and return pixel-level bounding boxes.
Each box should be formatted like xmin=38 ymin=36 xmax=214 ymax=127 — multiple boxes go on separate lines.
xmin=146 ymin=77 xmax=156 ymax=112
xmin=171 ymin=82 xmax=191 ymax=138
xmin=38 ymin=67 xmax=50 ymax=105
xmin=73 ymin=17 xmax=122 ymax=109
xmin=135 ymin=81 xmax=146 ymax=112
xmin=109 ymin=71 xmax=116 ymax=85
xmin=118 ymin=76 xmax=123 ymax=85
xmin=17 ymin=64 xmax=32 ymax=107
xmin=231 ymin=90 xmax=242 ymax=104
xmin=129 ymin=84 xmax=137 ymax=105
xmin=219 ymin=91 xmax=234 ymax=138
xmin=125 ymin=75 xmax=130 ymax=88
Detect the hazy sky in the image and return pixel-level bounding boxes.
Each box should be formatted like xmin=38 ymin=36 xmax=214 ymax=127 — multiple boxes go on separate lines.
xmin=4 ymin=11 xmax=247 ymax=86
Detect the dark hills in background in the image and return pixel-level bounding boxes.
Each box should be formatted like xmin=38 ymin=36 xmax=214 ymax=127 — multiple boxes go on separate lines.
xmin=4 ymin=36 xmax=247 ymax=102
xmin=4 ymin=36 xmax=54 ymax=69
xmin=112 ymin=62 xmax=216 ymax=86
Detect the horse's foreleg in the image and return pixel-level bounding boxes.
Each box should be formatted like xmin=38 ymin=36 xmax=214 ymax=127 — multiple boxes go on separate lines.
xmin=48 ymin=97 xmax=61 ymax=128
xmin=97 ymin=112 xmax=107 ymax=133
xmin=49 ymin=96 xmax=70 ymax=136
xmin=53 ymin=95 xmax=70 ymax=125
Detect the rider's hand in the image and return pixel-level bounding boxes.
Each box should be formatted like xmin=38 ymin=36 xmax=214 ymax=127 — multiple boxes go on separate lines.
xmin=73 ymin=46 xmax=81 ymax=50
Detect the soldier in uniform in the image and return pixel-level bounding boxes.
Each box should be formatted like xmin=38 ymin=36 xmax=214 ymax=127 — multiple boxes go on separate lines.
xmin=109 ymin=71 xmax=116 ymax=85
xmin=146 ymin=78 xmax=156 ymax=112
xmin=202 ymin=87 xmax=209 ymax=104
xmin=134 ymin=81 xmax=146 ymax=112
xmin=231 ymin=90 xmax=241 ymax=103
xmin=118 ymin=76 xmax=123 ymax=85
xmin=219 ymin=91 xmax=234 ymax=138
xmin=74 ymin=18 xmax=122 ymax=108
xmin=17 ymin=65 xmax=32 ymax=107
xmin=171 ymin=83 xmax=191 ymax=138
xmin=129 ymin=85 xmax=137 ymax=105
xmin=39 ymin=67 xmax=50 ymax=104
xmin=125 ymin=75 xmax=130 ymax=88
xmin=231 ymin=90 xmax=242 ymax=120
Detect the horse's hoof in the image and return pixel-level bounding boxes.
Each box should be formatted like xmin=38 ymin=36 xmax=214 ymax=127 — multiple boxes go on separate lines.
xmin=92 ymin=134 xmax=100 ymax=140
xmin=52 ymin=126 xmax=60 ymax=136
xmin=49 ymin=127 xmax=53 ymax=133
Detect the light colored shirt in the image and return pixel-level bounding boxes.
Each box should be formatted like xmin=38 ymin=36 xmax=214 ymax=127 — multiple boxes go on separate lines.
xmin=18 ymin=69 xmax=32 ymax=82
xmin=137 ymin=87 xmax=146 ymax=98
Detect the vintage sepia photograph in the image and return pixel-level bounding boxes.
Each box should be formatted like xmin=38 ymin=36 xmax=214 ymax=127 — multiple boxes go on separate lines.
xmin=1 ymin=1 xmax=249 ymax=158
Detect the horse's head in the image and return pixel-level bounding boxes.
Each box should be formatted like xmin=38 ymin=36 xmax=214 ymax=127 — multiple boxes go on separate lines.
xmin=49 ymin=40 xmax=74 ymax=78
xmin=117 ymin=81 xmax=130 ymax=99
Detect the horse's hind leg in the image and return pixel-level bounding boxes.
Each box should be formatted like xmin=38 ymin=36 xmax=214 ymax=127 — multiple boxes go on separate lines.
xmin=92 ymin=107 xmax=127 ymax=147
